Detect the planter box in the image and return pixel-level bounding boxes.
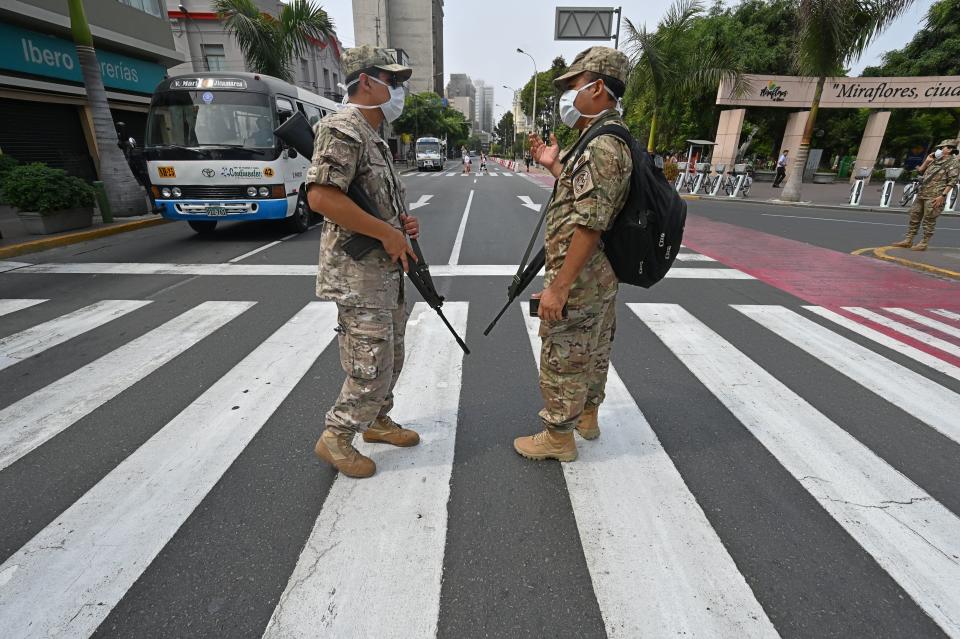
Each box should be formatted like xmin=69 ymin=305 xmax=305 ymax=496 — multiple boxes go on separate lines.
xmin=812 ymin=172 xmax=837 ymax=184
xmin=17 ymin=207 xmax=93 ymax=235
xmin=754 ymin=169 xmax=776 ymax=183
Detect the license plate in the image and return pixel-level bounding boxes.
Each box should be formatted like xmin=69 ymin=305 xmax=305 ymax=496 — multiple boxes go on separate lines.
xmin=157 ymin=166 xmax=176 ymax=178
xmin=206 ymin=207 xmax=229 ymax=216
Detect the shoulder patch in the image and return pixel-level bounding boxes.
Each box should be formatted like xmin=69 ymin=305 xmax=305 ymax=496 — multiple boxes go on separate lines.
xmin=573 ymin=166 xmax=594 ymax=198
xmin=571 ymin=151 xmax=589 ymax=173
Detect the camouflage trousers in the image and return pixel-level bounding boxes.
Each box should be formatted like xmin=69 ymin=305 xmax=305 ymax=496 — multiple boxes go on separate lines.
xmin=538 ymin=297 xmax=617 ymax=432
xmin=906 ymin=196 xmax=945 ymax=240
xmin=325 ymin=296 xmax=407 ymax=436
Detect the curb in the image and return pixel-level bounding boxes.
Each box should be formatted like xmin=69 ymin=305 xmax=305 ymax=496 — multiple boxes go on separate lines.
xmin=0 ymin=217 xmax=169 ymax=260
xmin=852 ymin=245 xmax=960 ymax=281
xmin=698 ymin=195 xmax=960 ymax=217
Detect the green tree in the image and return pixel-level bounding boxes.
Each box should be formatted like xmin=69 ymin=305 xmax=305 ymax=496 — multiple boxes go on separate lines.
xmin=520 ymin=56 xmax=567 ymax=134
xmin=392 ymin=92 xmax=446 ymax=139
xmin=213 ymin=0 xmax=334 ymax=83
xmin=67 ymin=0 xmax=145 ymax=216
xmin=780 ymin=0 xmax=915 ymax=202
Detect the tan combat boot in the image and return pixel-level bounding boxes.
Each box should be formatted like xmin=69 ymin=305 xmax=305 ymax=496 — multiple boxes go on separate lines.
xmin=575 ymin=406 xmax=600 ymax=440
xmin=514 ymin=428 xmax=578 ymax=462
xmin=912 ymin=239 xmax=929 ymax=251
xmin=890 ymin=236 xmax=914 ymax=248
xmin=362 ymin=415 xmax=420 ymax=447
xmin=315 ymin=429 xmax=376 ymax=478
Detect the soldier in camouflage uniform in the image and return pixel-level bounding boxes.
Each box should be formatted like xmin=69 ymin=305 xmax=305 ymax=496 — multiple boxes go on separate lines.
xmin=892 ymin=139 xmax=959 ymax=251
xmin=307 ymin=46 xmax=421 ymax=479
xmin=514 ymin=47 xmax=633 ymax=462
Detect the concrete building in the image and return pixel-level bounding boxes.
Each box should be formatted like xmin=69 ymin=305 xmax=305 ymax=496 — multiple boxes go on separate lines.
xmin=0 ymin=0 xmax=183 ymax=181
xmin=474 ymin=80 xmax=493 ymax=133
xmin=448 ymin=96 xmax=471 ymax=121
xmin=511 ymin=89 xmax=532 ymax=135
xmin=168 ymin=1 xmax=344 ymax=103
xmin=352 ymin=0 xmax=444 ymax=95
xmin=446 ymin=73 xmax=474 ymax=126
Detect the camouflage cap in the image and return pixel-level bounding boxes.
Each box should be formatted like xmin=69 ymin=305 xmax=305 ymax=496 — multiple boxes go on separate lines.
xmin=553 ymin=46 xmax=630 ymax=91
xmin=936 ymin=138 xmax=958 ymax=149
xmin=340 ymin=45 xmax=412 ymax=82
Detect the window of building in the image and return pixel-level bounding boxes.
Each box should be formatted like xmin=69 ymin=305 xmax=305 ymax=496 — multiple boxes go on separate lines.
xmin=323 ymin=69 xmax=330 ymax=91
xmin=118 ymin=0 xmax=163 ymax=18
xmin=203 ymin=44 xmax=226 ymax=72
xmin=300 ymin=58 xmax=310 ymax=85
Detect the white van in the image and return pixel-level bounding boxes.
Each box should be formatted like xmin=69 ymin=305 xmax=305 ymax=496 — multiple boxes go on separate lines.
xmin=415 ymin=136 xmax=446 ymax=171
xmin=143 ymin=72 xmax=340 ymax=234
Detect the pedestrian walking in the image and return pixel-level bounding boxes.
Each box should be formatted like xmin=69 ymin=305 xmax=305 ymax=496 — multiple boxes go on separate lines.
xmin=772 ymin=149 xmax=788 ymax=187
xmin=513 ymin=46 xmax=632 ymax=462
xmin=524 ymin=152 xmax=532 ymax=172
xmin=891 ymin=139 xmax=959 ymax=251
xmin=306 ymin=45 xmax=422 ymax=479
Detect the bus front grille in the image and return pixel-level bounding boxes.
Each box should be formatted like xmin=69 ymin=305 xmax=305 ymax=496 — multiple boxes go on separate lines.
xmin=177 ymin=185 xmax=250 ymax=199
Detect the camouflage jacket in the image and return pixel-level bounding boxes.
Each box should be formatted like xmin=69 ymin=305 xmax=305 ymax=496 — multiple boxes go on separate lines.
xmin=543 ymin=109 xmax=632 ymax=311
xmin=307 ymin=107 xmax=407 ymax=309
xmin=919 ymin=155 xmax=960 ymax=199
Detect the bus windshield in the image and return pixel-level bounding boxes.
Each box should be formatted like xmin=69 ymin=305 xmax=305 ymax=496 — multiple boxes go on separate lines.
xmin=416 ymin=140 xmax=441 ymax=156
xmin=145 ymin=90 xmax=276 ymax=149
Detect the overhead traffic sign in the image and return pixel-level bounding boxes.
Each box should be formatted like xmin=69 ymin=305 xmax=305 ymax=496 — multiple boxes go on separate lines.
xmin=555 ymin=7 xmax=620 ymax=43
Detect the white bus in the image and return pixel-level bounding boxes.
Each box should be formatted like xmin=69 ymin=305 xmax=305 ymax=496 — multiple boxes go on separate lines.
xmin=143 ymin=72 xmax=340 ymax=234
xmin=415 ymin=136 xmax=446 ymax=171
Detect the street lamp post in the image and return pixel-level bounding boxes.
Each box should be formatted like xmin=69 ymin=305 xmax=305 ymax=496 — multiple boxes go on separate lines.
xmin=503 ymin=83 xmax=526 ymax=158
xmin=517 ymin=48 xmax=537 ymax=144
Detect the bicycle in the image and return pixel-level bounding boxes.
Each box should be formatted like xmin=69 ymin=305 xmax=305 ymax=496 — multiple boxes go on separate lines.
xmin=899 ymin=175 xmax=920 ymax=207
xmin=724 ymin=164 xmax=753 ymax=197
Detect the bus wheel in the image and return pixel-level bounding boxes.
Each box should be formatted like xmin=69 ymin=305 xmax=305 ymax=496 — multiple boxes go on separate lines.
xmin=188 ymin=220 xmax=217 ymax=234
xmin=288 ymin=189 xmax=311 ymax=233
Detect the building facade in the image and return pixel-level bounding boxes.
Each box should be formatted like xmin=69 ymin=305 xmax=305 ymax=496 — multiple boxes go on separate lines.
xmin=511 ymin=89 xmax=532 ymax=136
xmin=352 ymin=0 xmax=444 ymax=95
xmin=474 ymin=80 xmax=493 ymax=134
xmin=446 ymin=73 xmax=474 ymax=127
xmin=0 ymin=0 xmax=182 ymax=181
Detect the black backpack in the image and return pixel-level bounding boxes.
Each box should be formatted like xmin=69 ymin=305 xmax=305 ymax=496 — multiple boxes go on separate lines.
xmin=569 ymin=123 xmax=687 ymax=287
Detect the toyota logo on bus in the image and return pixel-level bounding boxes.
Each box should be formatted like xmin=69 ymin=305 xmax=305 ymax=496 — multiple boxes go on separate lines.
xmin=201 ymin=168 xmax=215 ymax=178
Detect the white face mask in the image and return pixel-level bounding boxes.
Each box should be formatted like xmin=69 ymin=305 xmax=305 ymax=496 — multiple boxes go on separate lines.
xmin=935 ymin=148 xmax=944 ymax=159
xmin=558 ymin=79 xmax=622 ymax=127
xmin=341 ymin=74 xmax=405 ymax=123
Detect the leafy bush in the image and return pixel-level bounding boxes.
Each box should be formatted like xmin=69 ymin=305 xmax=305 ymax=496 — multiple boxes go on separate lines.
xmin=0 ymin=154 xmax=18 ymax=203
xmin=663 ymin=161 xmax=679 ymax=182
xmin=0 ymin=163 xmax=95 ymax=214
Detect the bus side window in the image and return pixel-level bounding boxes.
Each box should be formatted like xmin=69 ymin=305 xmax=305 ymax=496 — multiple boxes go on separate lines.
xmin=296 ymin=101 xmax=306 ymax=115
xmin=276 ymin=97 xmax=295 ymax=124
xmin=304 ymin=104 xmax=322 ymax=126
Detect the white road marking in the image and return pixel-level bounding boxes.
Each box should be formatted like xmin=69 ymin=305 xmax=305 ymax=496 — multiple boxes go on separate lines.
xmin=674 ymin=253 xmax=716 ymax=261
xmin=474 ymin=178 xmax=477 ymax=184
xmin=842 ymin=307 xmax=960 ymax=358
xmin=229 ymin=240 xmax=283 ymax=263
xmin=804 ymin=306 xmax=960 ymax=382
xmin=735 ymin=305 xmax=960 ymax=446
xmin=408 ymin=194 xmax=433 ymax=211
xmin=0 ymin=301 xmax=254 ymax=472
xmin=520 ymin=305 xmax=778 ymax=639
xmin=0 ymin=299 xmax=47 ymax=316
xmin=932 ymin=308 xmax=960 ymax=322
xmin=0 ymin=261 xmax=32 ymax=273
xmin=517 ymin=195 xmax=541 ymax=212
xmin=884 ymin=307 xmax=960 ymax=340
xmin=488 ymin=171 xmax=498 ymax=176
xmin=761 ymin=213 xmax=960 ymax=230
xmin=0 ymin=302 xmax=338 ymax=639
xmin=502 ymin=171 xmax=513 ymax=176
xmin=447 ymin=189 xmax=474 ymax=265
xmin=0 ymin=300 xmax=150 ymax=371
xmin=264 ymin=302 xmax=468 ymax=639
xmin=630 ymin=302 xmax=960 ymax=637
xmin=446 ymin=172 xmax=457 ymax=176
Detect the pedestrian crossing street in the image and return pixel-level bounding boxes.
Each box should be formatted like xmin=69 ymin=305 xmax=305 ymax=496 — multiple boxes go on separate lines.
xmin=410 ymin=170 xmax=516 ymax=177
xmin=2 ymin=296 xmax=960 ymax=637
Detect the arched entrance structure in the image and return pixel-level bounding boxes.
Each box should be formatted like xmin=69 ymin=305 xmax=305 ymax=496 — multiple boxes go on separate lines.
xmin=714 ymin=74 xmax=960 ymax=184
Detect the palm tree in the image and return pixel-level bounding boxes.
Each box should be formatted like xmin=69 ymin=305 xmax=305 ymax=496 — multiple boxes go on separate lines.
xmin=624 ymin=0 xmax=746 ymax=153
xmin=67 ymin=0 xmax=145 ymax=216
xmin=780 ymin=0 xmax=915 ymax=202
xmin=213 ymin=0 xmax=334 ymax=83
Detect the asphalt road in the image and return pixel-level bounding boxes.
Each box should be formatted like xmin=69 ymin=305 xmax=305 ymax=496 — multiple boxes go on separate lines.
xmin=1 ymin=162 xmax=959 ymax=639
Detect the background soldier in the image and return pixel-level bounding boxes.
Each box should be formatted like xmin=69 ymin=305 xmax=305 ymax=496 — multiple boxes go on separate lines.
xmin=514 ymin=47 xmax=632 ymax=462
xmin=892 ymin=138 xmax=959 ymax=251
xmin=306 ymin=46 xmax=421 ymax=479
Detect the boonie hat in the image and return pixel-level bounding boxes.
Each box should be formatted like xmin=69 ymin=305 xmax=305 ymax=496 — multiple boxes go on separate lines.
xmin=935 ymin=138 xmax=958 ymax=149
xmin=553 ymin=46 xmax=630 ymax=90
xmin=341 ymin=45 xmax=412 ymax=82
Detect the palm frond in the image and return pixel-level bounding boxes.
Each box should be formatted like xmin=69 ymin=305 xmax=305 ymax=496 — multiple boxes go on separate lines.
xmin=280 ymin=0 xmax=335 ymax=59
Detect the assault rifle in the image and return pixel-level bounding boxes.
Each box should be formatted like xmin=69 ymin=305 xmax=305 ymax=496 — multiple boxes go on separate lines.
xmin=275 ymin=112 xmax=469 ymax=354
xmin=482 ymin=247 xmax=544 ymax=335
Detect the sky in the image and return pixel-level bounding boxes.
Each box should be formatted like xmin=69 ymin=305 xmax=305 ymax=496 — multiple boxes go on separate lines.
xmin=317 ymin=0 xmax=935 ymax=124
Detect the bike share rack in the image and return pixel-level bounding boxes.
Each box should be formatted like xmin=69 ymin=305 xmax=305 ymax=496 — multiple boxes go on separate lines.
xmin=692 ymin=162 xmax=710 ymax=193
xmin=729 ymin=163 xmax=747 ymax=198
xmin=710 ymin=164 xmax=726 ymax=196
xmin=849 ymin=167 xmax=871 ymax=206
xmin=947 ymin=181 xmax=959 ymax=213
xmin=674 ymin=162 xmax=688 ymax=192
xmin=878 ymin=167 xmax=904 ymax=208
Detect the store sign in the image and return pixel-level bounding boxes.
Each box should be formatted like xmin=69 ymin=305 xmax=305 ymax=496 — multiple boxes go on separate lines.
xmin=718 ymin=74 xmax=960 ymax=109
xmin=0 ymin=21 xmax=166 ymax=94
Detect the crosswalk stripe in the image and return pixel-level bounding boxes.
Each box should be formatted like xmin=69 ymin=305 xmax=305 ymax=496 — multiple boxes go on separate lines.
xmin=0 ymin=300 xmax=150 ymax=371
xmin=674 ymin=253 xmax=716 ymax=262
xmin=843 ymin=307 xmax=960 ymax=358
xmin=0 ymin=302 xmax=339 ymax=639
xmin=804 ymin=306 xmax=960 ymax=382
xmin=735 ymin=305 xmax=960 ymax=447
xmin=630 ymin=302 xmax=960 ymax=637
xmin=263 ymin=302 xmax=468 ymax=639
xmin=0 ymin=299 xmax=47 ymax=316
xmin=0 ymin=301 xmax=255 ymax=473
xmin=520 ymin=304 xmax=777 ymax=638
xmin=931 ymin=309 xmax=960 ymax=322
xmin=502 ymin=171 xmax=513 ymax=176
xmin=885 ymin=307 xmax=960 ymax=340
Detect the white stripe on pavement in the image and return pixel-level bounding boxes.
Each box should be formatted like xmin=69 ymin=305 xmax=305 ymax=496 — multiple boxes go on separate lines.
xmin=0 ymin=302 xmax=338 ymax=639
xmin=0 ymin=301 xmax=255 ymax=472
xmin=674 ymin=253 xmax=716 ymax=262
xmin=804 ymin=306 xmax=960 ymax=382
xmin=931 ymin=309 xmax=960 ymax=322
xmin=520 ymin=304 xmax=777 ymax=639
xmin=229 ymin=240 xmax=283 ymax=263
xmin=736 ymin=305 xmax=960 ymax=446
xmin=263 ymin=302 xmax=468 ymax=639
xmin=0 ymin=261 xmax=32 ymax=273
xmin=842 ymin=307 xmax=960 ymax=358
xmin=0 ymin=300 xmax=150 ymax=371
xmin=0 ymin=299 xmax=47 ymax=316
xmin=447 ymin=189 xmax=474 ymax=265
xmin=629 ymin=303 xmax=960 ymax=637
xmin=884 ymin=307 xmax=960 ymax=340
xmin=502 ymin=171 xmax=512 ymax=176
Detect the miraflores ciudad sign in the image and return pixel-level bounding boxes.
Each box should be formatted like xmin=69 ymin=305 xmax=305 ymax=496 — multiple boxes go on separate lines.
xmin=717 ymin=74 xmax=960 ymax=109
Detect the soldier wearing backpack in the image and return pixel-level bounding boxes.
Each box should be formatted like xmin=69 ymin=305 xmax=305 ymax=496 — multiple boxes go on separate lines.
xmin=514 ymin=46 xmax=632 ymax=462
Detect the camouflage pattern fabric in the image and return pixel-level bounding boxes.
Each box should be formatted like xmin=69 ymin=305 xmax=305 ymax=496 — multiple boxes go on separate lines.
xmin=326 ymin=298 xmax=407 ymax=436
xmin=308 ymin=107 xmax=408 ymax=310
xmin=553 ymin=46 xmax=630 ymax=90
xmin=538 ymin=109 xmax=631 ymax=432
xmin=340 ymin=45 xmax=412 ymax=82
xmin=907 ymin=155 xmax=960 ymax=240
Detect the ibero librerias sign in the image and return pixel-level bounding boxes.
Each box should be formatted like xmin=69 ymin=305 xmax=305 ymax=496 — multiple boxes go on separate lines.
xmin=717 ymin=74 xmax=960 ymax=109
